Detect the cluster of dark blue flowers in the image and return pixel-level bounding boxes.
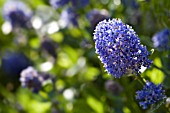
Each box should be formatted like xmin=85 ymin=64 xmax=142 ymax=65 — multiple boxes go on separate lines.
xmin=136 ymin=81 xmax=166 ymax=109
xmin=152 ymin=28 xmax=170 ymax=51
xmin=50 ymin=0 xmax=90 ymax=27
xmin=41 ymin=38 xmax=57 ymax=59
xmin=50 ymin=0 xmax=89 ymax=9
xmin=20 ymin=66 xmax=54 ymax=93
xmin=93 ymin=18 xmax=167 ymax=110
xmin=93 ymin=19 xmax=152 ymax=78
xmin=1 ymin=52 xmax=31 ymax=76
xmin=2 ymin=1 xmax=32 ymax=28
xmin=20 ymin=67 xmax=43 ymax=93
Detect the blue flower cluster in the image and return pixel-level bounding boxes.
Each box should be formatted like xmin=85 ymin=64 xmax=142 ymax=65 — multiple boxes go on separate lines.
xmin=152 ymin=28 xmax=170 ymax=51
xmin=136 ymin=81 xmax=166 ymax=109
xmin=93 ymin=19 xmax=152 ymax=78
xmin=50 ymin=0 xmax=89 ymax=9
xmin=20 ymin=67 xmax=43 ymax=93
xmin=20 ymin=66 xmax=54 ymax=93
xmin=60 ymin=8 xmax=78 ymax=27
xmin=41 ymin=38 xmax=57 ymax=59
xmin=2 ymin=1 xmax=32 ymax=28
xmin=1 ymin=53 xmax=31 ymax=76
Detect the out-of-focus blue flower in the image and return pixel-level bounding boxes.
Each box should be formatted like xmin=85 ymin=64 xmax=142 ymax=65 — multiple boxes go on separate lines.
xmin=152 ymin=28 xmax=170 ymax=51
xmin=136 ymin=81 xmax=166 ymax=109
xmin=70 ymin=0 xmax=89 ymax=9
xmin=2 ymin=1 xmax=32 ymax=28
xmin=1 ymin=53 xmax=31 ymax=76
xmin=41 ymin=38 xmax=57 ymax=59
xmin=50 ymin=0 xmax=69 ymax=9
xmin=87 ymin=9 xmax=109 ymax=30
xmin=93 ymin=19 xmax=152 ymax=78
xmin=20 ymin=67 xmax=42 ymax=93
xmin=20 ymin=66 xmax=55 ymax=93
xmin=105 ymin=80 xmax=123 ymax=95
xmin=131 ymin=1 xmax=139 ymax=9
xmin=60 ymin=7 xmax=78 ymax=27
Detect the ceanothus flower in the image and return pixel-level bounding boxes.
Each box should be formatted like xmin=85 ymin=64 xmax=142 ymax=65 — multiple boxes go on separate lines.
xmin=20 ymin=66 xmax=55 ymax=93
xmin=50 ymin=0 xmax=69 ymax=9
xmin=41 ymin=37 xmax=57 ymax=59
xmin=93 ymin=19 xmax=152 ymax=78
xmin=152 ymin=28 xmax=170 ymax=51
xmin=136 ymin=81 xmax=166 ymax=109
xmin=1 ymin=52 xmax=32 ymax=76
xmin=20 ymin=67 xmax=43 ymax=93
xmin=2 ymin=1 xmax=32 ymax=28
xmin=59 ymin=7 xmax=78 ymax=27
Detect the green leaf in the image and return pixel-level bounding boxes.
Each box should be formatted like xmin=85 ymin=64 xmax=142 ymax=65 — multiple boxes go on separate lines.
xmin=87 ymin=96 xmax=104 ymax=113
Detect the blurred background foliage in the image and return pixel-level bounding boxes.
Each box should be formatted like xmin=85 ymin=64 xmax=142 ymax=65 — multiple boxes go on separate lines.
xmin=0 ymin=0 xmax=170 ymax=113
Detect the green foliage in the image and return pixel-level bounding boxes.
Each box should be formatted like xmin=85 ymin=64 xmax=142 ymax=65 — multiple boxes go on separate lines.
xmin=0 ymin=0 xmax=170 ymax=113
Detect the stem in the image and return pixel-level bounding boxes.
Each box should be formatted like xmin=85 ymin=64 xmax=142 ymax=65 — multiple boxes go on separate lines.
xmin=152 ymin=64 xmax=169 ymax=75
xmin=136 ymin=75 xmax=145 ymax=85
